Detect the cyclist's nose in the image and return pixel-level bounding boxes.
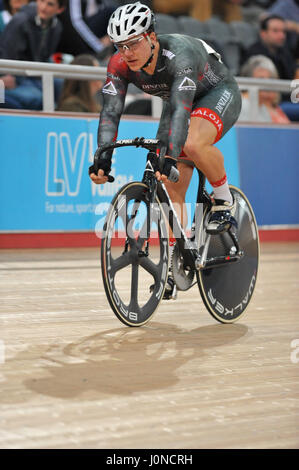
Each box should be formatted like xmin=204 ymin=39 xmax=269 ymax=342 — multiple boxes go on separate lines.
xmin=124 ymin=47 xmax=133 ymax=56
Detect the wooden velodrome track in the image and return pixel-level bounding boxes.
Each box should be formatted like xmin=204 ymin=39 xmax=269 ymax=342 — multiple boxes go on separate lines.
xmin=0 ymin=241 xmax=298 ymax=449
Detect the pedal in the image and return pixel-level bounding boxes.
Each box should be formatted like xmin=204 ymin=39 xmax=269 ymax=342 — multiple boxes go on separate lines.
xmin=149 ymin=276 xmax=177 ymax=300
xmin=171 ymin=283 xmax=177 ymax=300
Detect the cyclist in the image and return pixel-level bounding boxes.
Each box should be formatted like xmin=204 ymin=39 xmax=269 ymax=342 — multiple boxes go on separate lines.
xmin=89 ymin=2 xmax=242 ymax=297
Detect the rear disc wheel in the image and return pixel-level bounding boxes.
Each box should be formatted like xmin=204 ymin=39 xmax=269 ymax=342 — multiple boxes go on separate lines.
xmin=197 ymin=186 xmax=259 ymax=323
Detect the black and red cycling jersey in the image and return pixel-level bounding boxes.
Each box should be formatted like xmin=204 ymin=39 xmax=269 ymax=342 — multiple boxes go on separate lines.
xmin=98 ymin=34 xmax=241 ymax=160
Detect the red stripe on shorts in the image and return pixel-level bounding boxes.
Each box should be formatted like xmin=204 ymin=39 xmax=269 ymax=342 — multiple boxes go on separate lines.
xmin=191 ymin=107 xmax=223 ymax=143
xmin=179 ymin=149 xmax=188 ymax=158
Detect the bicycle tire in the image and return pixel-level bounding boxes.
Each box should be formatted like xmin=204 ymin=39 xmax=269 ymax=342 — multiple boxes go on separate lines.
xmin=196 ymin=186 xmax=259 ymax=323
xmin=101 ymin=182 xmax=169 ymax=327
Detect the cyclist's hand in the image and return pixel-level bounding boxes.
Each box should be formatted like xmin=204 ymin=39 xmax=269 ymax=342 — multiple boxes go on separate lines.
xmin=89 ymin=147 xmax=112 ymax=184
xmin=155 ymin=156 xmax=179 ymax=183
xmin=89 ymin=167 xmax=108 ymax=184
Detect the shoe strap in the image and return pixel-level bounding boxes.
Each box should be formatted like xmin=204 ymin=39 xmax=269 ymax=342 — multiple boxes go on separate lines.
xmin=210 ymin=203 xmax=231 ymax=212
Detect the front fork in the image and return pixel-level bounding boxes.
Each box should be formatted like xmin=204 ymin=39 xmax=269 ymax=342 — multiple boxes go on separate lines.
xmin=122 ymin=165 xmax=157 ymax=257
xmin=142 ymin=162 xmax=202 ymax=270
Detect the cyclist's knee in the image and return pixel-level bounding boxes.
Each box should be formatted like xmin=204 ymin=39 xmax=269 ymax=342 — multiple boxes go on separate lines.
xmin=184 ymin=138 xmax=211 ymax=161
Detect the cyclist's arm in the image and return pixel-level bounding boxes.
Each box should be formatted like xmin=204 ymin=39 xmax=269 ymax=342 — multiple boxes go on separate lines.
xmin=155 ymin=100 xmax=172 ymax=152
xmin=166 ymin=72 xmax=197 ymax=158
xmin=90 ymin=63 xmax=127 ymax=184
xmin=97 ymin=56 xmax=128 ymax=149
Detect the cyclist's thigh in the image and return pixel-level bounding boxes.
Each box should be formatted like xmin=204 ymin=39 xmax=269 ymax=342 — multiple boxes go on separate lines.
xmin=190 ymin=77 xmax=242 ymax=142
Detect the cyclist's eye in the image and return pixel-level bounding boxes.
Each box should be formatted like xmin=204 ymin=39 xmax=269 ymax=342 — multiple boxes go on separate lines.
xmin=117 ymin=37 xmax=143 ymax=52
xmin=119 ymin=44 xmax=131 ymax=52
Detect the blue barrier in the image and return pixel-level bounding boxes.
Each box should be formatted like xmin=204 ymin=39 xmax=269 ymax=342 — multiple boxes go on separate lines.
xmin=0 ymin=114 xmax=239 ymax=233
xmin=0 ymin=114 xmax=298 ymax=238
xmin=237 ymin=126 xmax=299 ymax=226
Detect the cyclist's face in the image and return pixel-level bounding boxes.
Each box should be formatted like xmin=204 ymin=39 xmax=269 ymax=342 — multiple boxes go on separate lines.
xmin=37 ymin=0 xmax=64 ymax=22
xmin=116 ymin=33 xmax=156 ymax=71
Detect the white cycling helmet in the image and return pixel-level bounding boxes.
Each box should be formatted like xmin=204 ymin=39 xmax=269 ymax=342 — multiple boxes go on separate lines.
xmin=107 ymin=2 xmax=155 ymax=43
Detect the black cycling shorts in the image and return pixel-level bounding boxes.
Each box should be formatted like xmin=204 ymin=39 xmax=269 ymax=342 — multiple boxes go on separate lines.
xmin=179 ymin=77 xmax=241 ymax=162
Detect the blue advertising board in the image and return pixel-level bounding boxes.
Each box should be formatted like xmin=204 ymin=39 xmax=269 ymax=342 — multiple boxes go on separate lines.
xmin=237 ymin=126 xmax=299 ymax=226
xmin=0 ymin=114 xmax=240 ymax=233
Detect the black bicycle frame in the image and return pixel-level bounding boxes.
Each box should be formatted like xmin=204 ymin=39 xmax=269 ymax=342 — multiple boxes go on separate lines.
xmin=94 ymin=138 xmax=243 ymax=271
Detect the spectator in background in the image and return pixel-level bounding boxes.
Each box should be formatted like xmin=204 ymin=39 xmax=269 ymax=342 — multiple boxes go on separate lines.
xmin=242 ymin=0 xmax=275 ymax=5
xmin=242 ymin=15 xmax=297 ymax=80
xmin=266 ymin=0 xmax=299 ymax=34
xmin=152 ymin=0 xmax=195 ymax=17
xmin=116 ymin=0 xmax=152 ymax=5
xmin=57 ymin=0 xmax=117 ymax=60
xmin=0 ymin=0 xmax=67 ymax=110
xmin=191 ymin=0 xmax=243 ymax=23
xmin=57 ymin=54 xmax=103 ymax=112
xmin=263 ymin=0 xmax=299 ymax=75
xmin=0 ymin=0 xmax=29 ymax=33
xmin=239 ymin=55 xmax=290 ymax=123
xmin=152 ymin=0 xmax=243 ymax=22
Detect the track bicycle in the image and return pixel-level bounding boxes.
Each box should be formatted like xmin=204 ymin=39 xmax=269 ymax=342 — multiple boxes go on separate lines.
xmin=98 ymin=137 xmax=259 ymax=327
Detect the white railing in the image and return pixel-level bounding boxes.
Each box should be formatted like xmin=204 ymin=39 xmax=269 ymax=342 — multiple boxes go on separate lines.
xmin=0 ymin=59 xmax=107 ymax=112
xmin=0 ymin=59 xmax=294 ymax=118
xmin=237 ymin=76 xmax=293 ymax=121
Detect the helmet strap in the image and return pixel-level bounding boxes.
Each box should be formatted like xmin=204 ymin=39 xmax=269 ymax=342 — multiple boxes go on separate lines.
xmin=141 ymin=34 xmax=155 ymax=70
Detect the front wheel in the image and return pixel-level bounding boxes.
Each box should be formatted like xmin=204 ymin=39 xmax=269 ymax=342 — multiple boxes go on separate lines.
xmin=101 ymin=182 xmax=169 ymax=327
xmin=197 ymin=186 xmax=259 ymax=323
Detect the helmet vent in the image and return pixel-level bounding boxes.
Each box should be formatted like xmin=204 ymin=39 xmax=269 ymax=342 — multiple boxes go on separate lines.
xmin=107 ymin=2 xmax=155 ymax=42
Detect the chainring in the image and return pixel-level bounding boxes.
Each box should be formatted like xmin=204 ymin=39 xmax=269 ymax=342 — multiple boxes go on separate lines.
xmin=171 ymin=243 xmax=194 ymax=291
